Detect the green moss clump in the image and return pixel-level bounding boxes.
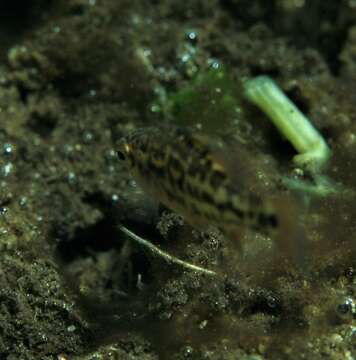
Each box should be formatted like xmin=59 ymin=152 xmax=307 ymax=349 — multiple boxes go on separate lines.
xmin=168 ymin=66 xmax=243 ymax=135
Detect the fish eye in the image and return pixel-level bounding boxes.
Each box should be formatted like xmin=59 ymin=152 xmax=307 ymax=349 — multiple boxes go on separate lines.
xmin=117 ymin=138 xmax=130 ymax=161
xmin=117 ymin=150 xmax=126 ymax=161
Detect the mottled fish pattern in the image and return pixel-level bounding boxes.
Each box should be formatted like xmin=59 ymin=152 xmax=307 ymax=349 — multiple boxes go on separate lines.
xmin=117 ymin=126 xmax=281 ymax=240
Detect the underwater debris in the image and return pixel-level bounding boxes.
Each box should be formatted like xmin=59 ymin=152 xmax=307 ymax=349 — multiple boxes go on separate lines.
xmin=243 ymin=75 xmax=331 ymax=173
xmin=119 ymin=225 xmax=216 ymax=276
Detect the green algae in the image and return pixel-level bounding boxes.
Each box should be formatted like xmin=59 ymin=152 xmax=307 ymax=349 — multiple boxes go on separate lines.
xmin=168 ymin=66 xmax=243 ymax=135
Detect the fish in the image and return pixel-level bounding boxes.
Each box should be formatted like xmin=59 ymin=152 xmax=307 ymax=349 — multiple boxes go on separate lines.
xmin=117 ymin=125 xmax=300 ymax=253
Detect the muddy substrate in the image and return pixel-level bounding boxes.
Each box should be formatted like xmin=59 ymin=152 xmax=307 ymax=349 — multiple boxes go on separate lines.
xmin=0 ymin=1 xmax=355 ymax=359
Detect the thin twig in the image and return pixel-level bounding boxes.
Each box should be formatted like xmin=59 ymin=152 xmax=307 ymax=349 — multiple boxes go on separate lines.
xmin=118 ymin=225 xmax=217 ymax=276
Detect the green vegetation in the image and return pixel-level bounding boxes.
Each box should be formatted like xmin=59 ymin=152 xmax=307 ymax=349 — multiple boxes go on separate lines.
xmin=169 ymin=66 xmax=242 ymax=135
xmin=243 ymin=75 xmax=331 ymax=173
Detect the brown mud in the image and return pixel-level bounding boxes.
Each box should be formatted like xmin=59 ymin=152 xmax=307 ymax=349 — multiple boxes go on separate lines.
xmin=0 ymin=1 xmax=354 ymax=359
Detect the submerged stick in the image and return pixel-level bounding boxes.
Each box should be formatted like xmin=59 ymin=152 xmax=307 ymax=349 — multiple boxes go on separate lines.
xmin=243 ymin=75 xmax=331 ymax=172
xmin=118 ymin=225 xmax=217 ymax=276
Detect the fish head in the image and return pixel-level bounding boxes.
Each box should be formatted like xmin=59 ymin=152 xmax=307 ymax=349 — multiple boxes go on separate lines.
xmin=117 ymin=129 xmax=152 ymax=170
xmin=117 ymin=136 xmax=136 ymax=169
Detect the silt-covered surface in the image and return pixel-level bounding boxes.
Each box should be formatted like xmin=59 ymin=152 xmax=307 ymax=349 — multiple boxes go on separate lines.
xmin=0 ymin=1 xmax=354 ymax=359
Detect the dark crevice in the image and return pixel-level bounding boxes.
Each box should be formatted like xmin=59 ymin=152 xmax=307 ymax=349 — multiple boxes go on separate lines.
xmin=55 ymin=192 xmax=158 ymax=287
xmin=0 ymin=1 xmax=57 ymax=58
xmin=17 ymin=84 xmax=29 ymax=105
xmin=27 ymin=115 xmax=57 ymax=138
xmin=52 ymin=74 xmax=96 ymax=99
xmin=249 ymin=66 xmax=280 ymax=79
xmin=243 ymin=295 xmax=282 ymax=317
xmin=56 ymin=217 xmax=121 ymax=263
xmin=285 ymin=88 xmax=310 ymax=115
xmin=267 ymin=128 xmax=297 ymax=165
xmin=220 ymin=0 xmax=276 ymax=29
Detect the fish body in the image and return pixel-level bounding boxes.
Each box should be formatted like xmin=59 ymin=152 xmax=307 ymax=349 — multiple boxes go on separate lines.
xmin=117 ymin=126 xmax=284 ymax=242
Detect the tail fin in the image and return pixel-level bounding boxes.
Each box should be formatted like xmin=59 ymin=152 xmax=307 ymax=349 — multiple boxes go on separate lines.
xmin=270 ymin=194 xmax=309 ymax=270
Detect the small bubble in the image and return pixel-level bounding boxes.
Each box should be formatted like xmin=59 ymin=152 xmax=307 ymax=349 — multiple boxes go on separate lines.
xmin=182 ymin=346 xmax=194 ymax=357
xmin=181 ymin=53 xmax=191 ymax=63
xmin=105 ymin=149 xmax=117 ymax=161
xmin=129 ymin=179 xmax=138 ymax=188
xmin=142 ymin=48 xmax=152 ymax=58
xmin=40 ymin=333 xmax=48 ymax=341
xmin=111 ymin=194 xmax=119 ymax=203
xmin=2 ymin=163 xmax=13 ymax=177
xmin=83 ymin=131 xmax=93 ymax=143
xmin=199 ymin=320 xmax=208 ymax=329
xmin=336 ymin=296 xmax=355 ymax=320
xmin=131 ymin=14 xmax=141 ymax=25
xmin=207 ymin=58 xmax=221 ymax=70
xmin=64 ymin=144 xmax=74 ymax=154
xmin=234 ymin=106 xmax=242 ymax=114
xmin=52 ymin=25 xmax=61 ymax=33
xmin=185 ymin=30 xmax=198 ymax=44
xmin=157 ymin=66 xmax=166 ymax=76
xmin=0 ymin=76 xmax=7 ymax=85
xmin=67 ymin=172 xmax=76 ymax=184
xmin=0 ymin=207 xmax=8 ymax=215
xmin=344 ymin=267 xmax=354 ymax=279
xmin=107 ymin=165 xmax=115 ymax=173
xmin=267 ymin=296 xmax=278 ymax=308
xmin=3 ymin=143 xmax=14 ymax=155
xmin=19 ymin=196 xmax=28 ymax=207
xmin=67 ymin=325 xmax=76 ymax=332
xmin=150 ymin=104 xmax=161 ymax=113
xmin=292 ymin=167 xmax=304 ymax=178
